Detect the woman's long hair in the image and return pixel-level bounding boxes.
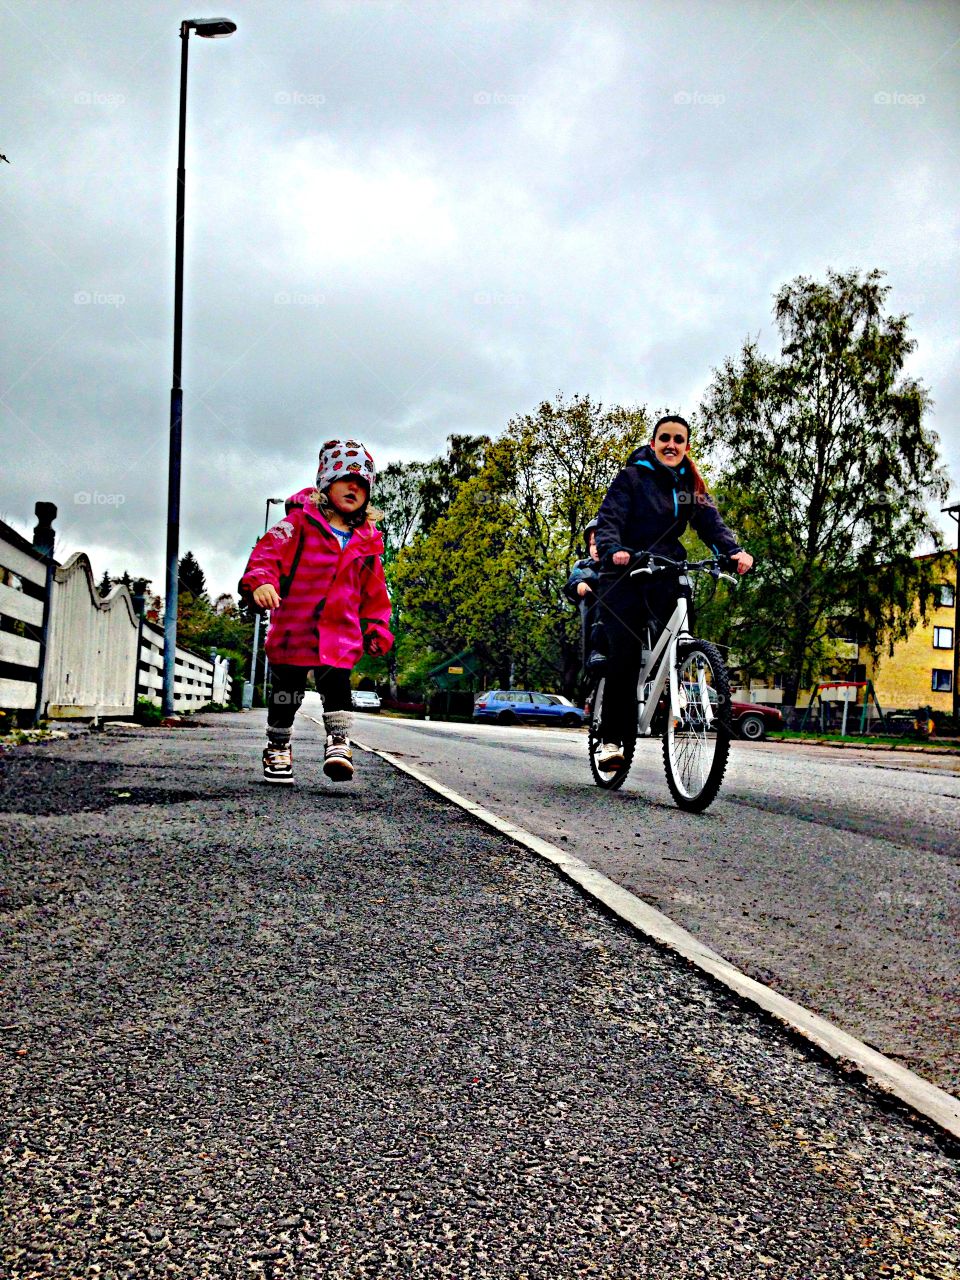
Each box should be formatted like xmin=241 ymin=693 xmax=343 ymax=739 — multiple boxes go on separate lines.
xmin=653 ymin=414 xmax=709 ymax=501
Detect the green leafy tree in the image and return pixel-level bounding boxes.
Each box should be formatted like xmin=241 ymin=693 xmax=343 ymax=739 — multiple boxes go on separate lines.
xmin=373 ymin=442 xmax=490 ymax=697
xmin=419 ymin=433 xmax=491 ymax=531
xmin=96 ymin=570 xmax=155 ymax=612
xmin=396 ymin=395 xmax=651 ymax=695
xmin=178 ymin=551 xmax=207 ymax=601
xmin=376 ymin=460 xmax=431 ymax=560
xmin=696 ymin=269 xmax=949 ymax=704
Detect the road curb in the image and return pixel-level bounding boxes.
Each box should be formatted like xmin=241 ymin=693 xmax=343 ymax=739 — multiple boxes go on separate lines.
xmin=356 ymin=737 xmax=960 ymax=1145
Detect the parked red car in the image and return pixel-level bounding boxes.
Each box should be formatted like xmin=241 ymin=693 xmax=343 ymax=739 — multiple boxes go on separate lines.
xmin=728 ymin=699 xmax=783 ymax=740
xmin=681 ymin=684 xmax=784 ymax=740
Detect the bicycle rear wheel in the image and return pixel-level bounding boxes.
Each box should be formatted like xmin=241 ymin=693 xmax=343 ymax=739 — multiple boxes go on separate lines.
xmin=662 ymin=640 xmax=731 ymax=812
xmin=587 ymin=676 xmax=636 ymax=790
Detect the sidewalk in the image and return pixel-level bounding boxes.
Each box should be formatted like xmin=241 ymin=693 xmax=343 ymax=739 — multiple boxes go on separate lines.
xmin=1 ymin=712 xmax=957 ymax=1279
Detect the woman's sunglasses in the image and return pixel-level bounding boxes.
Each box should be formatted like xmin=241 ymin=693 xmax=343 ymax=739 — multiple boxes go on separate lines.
xmin=656 ymin=432 xmax=688 ymax=445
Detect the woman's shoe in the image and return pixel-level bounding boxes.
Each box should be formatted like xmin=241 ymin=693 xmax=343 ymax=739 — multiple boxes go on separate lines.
xmin=596 ymin=742 xmax=624 ymax=770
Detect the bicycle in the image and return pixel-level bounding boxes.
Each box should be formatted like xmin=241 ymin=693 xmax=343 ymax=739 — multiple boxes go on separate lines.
xmin=586 ymin=552 xmax=738 ymax=812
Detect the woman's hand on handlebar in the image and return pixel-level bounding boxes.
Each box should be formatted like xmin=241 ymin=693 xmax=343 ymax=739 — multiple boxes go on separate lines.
xmin=611 ymin=550 xmax=631 ymax=566
xmin=730 ymin=551 xmax=753 ymax=575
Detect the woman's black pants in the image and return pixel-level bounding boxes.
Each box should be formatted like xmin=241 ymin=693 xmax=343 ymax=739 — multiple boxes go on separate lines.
xmin=595 ymin=572 xmax=688 ymax=745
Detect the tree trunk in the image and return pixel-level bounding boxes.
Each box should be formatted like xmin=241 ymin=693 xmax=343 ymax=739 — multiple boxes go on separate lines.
xmin=388 ymin=649 xmax=399 ymax=701
xmin=561 ymin=650 xmax=581 ymax=700
xmin=782 ymin=670 xmax=801 ymax=712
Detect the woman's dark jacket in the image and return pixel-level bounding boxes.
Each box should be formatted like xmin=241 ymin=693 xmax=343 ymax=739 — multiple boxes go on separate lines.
xmin=595 ymin=444 xmax=742 ymax=564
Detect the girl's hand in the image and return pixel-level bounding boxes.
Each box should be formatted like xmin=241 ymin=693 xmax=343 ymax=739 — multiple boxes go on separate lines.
xmin=365 ymin=635 xmax=384 ymax=656
xmin=253 ymin=584 xmax=281 ymax=609
xmin=731 ymin=551 xmax=754 ymax=575
xmin=576 ymin=581 xmax=593 ymax=599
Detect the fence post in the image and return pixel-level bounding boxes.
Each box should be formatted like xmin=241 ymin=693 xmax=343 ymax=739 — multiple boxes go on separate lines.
xmin=31 ymin=502 xmax=57 ymax=726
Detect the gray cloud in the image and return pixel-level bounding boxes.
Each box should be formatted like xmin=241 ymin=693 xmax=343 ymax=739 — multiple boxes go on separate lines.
xmin=2 ymin=0 xmax=958 ymax=599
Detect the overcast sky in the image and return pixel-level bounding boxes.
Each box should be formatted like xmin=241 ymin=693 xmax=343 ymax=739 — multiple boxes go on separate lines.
xmin=2 ymin=0 xmax=958 ymax=600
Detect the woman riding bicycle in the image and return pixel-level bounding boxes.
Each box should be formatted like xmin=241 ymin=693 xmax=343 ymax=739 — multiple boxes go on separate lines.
xmin=594 ymin=415 xmax=753 ymax=770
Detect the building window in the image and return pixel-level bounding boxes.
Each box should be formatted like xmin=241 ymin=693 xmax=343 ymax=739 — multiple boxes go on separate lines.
xmin=932 ymin=669 xmax=953 ymax=693
xmin=933 ymin=627 xmax=954 ymax=650
xmin=937 ymin=583 xmax=955 ymax=608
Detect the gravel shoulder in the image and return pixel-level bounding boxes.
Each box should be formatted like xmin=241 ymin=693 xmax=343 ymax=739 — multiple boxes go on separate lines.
xmin=354 ymin=716 xmax=960 ymax=1095
xmin=1 ymin=713 xmax=958 ymax=1279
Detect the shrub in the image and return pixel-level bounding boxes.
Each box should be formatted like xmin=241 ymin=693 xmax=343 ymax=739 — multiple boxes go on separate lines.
xmin=135 ymin=697 xmax=164 ymax=725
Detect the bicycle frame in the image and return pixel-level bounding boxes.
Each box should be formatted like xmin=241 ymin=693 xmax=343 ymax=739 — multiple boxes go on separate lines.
xmin=631 ymin=571 xmax=714 ymax=737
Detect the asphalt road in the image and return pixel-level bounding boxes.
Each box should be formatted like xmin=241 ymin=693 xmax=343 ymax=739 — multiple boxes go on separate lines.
xmin=351 ymin=714 xmax=960 ymax=1095
xmin=2 ymin=715 xmax=958 ymax=1278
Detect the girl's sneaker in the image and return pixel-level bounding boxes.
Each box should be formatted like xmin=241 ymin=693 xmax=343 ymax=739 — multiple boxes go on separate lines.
xmin=323 ymin=733 xmax=354 ymax=781
xmin=262 ymin=741 xmax=293 ymax=784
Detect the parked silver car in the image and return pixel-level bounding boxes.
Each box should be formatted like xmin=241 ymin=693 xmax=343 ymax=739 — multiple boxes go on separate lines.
xmin=351 ymin=690 xmax=381 ymax=712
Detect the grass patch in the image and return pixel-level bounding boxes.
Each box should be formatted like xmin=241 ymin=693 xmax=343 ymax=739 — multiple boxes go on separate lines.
xmin=134 ymin=697 xmax=164 ymax=725
xmin=768 ymin=728 xmax=960 ymax=752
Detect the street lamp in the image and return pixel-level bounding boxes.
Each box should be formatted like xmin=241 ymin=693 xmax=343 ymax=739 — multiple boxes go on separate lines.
xmin=242 ymin=498 xmax=284 ymax=709
xmin=162 ymin=16 xmax=237 ymax=717
xmin=943 ymin=502 xmax=960 ymax=726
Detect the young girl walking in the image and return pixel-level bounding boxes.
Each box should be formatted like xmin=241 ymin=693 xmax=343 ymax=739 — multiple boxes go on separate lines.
xmin=240 ymin=439 xmax=393 ymax=784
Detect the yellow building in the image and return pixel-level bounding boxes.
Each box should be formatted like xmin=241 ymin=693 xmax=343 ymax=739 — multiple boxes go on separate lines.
xmin=731 ymin=551 xmax=957 ymax=717
xmin=860 ymin=551 xmax=957 ymax=714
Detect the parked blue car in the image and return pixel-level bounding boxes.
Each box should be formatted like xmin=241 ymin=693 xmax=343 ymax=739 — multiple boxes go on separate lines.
xmin=473 ymin=689 xmax=585 ymax=727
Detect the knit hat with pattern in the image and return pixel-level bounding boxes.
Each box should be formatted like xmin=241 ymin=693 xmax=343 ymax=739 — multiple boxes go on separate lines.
xmin=316 ymin=439 xmax=376 ymax=493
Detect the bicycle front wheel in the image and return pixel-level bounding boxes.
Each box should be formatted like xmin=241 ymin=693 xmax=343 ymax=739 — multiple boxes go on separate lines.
xmin=662 ymin=641 xmax=731 ymax=812
xmin=587 ymin=676 xmax=636 ymax=790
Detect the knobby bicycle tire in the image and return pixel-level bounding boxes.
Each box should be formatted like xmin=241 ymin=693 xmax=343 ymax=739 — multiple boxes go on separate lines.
xmin=662 ymin=640 xmax=732 ymax=812
xmin=587 ymin=675 xmax=637 ymax=790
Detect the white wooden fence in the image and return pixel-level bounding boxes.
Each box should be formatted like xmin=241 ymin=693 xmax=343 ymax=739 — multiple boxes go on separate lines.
xmin=43 ymin=554 xmax=141 ymax=718
xmin=137 ymin=621 xmax=232 ymax=712
xmin=0 ymin=517 xmax=233 ymax=722
xmin=0 ymin=521 xmax=49 ymax=716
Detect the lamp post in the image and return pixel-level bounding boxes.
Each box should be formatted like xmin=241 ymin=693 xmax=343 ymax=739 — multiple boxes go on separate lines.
xmin=243 ymin=498 xmax=284 ymax=709
xmin=162 ymin=16 xmax=237 ymax=717
xmin=943 ymin=502 xmax=960 ymax=726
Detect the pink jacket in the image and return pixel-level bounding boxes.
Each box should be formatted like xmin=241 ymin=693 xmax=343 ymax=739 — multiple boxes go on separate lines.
xmin=240 ymin=487 xmax=394 ymax=669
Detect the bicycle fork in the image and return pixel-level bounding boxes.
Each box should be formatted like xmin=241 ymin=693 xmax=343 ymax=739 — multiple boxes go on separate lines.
xmin=634 ymin=601 xmax=683 ymax=736
xmin=633 ymin=595 xmax=715 ymax=735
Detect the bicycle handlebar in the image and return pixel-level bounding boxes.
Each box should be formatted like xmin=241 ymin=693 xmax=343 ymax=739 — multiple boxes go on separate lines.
xmin=603 ymin=549 xmax=738 ymax=584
